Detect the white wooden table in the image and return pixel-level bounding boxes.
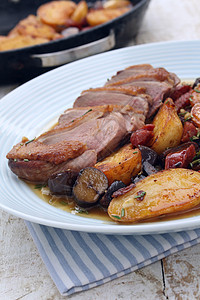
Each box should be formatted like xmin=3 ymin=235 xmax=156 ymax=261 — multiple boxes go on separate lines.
xmin=1 ymin=0 xmax=200 ymax=299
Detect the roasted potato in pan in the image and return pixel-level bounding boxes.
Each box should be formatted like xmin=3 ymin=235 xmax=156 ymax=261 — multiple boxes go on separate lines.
xmin=86 ymin=7 xmax=130 ymax=26
xmin=108 ymin=168 xmax=200 ymax=222
xmin=0 ymin=35 xmax=49 ymax=51
xmin=95 ymin=144 xmax=142 ymax=185
xmin=9 ymin=15 xmax=62 ymax=40
xmin=150 ymin=98 xmax=183 ymax=154
xmin=103 ymin=0 xmax=131 ymax=9
xmin=71 ymin=0 xmax=88 ymax=25
xmin=37 ymin=0 xmax=77 ymax=28
xmin=0 ymin=0 xmax=133 ymax=51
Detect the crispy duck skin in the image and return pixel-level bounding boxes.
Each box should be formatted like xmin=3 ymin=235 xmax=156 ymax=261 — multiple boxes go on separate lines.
xmin=6 ymin=139 xmax=86 ymax=165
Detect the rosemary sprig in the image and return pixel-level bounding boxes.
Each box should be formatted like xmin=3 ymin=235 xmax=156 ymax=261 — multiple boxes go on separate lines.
xmin=25 ymin=138 xmax=35 ymax=145
xmin=111 ymin=214 xmax=121 ymax=220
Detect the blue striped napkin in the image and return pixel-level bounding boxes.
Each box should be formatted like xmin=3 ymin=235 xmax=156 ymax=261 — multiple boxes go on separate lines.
xmin=25 ymin=221 xmax=200 ymax=296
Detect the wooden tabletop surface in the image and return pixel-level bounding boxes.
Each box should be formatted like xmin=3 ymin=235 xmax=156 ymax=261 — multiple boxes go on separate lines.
xmin=1 ymin=0 xmax=200 ymax=299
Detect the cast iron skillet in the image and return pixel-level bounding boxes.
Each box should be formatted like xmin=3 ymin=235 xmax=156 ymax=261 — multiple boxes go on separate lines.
xmin=0 ymin=0 xmax=150 ymax=83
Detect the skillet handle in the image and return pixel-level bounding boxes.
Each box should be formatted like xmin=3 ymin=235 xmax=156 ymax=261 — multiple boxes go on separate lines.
xmin=31 ymin=30 xmax=115 ymax=68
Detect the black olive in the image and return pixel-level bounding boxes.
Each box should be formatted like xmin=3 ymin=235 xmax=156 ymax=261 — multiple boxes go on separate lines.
xmin=143 ymin=161 xmax=158 ymax=176
xmin=48 ymin=170 xmax=78 ymax=196
xmin=138 ymin=145 xmax=158 ymax=165
xmin=100 ymin=181 xmax=126 ymax=208
xmin=131 ymin=174 xmax=146 ymax=184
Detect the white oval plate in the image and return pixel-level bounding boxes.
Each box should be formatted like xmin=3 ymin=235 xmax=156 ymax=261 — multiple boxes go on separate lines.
xmin=1 ymin=40 xmax=200 ymax=235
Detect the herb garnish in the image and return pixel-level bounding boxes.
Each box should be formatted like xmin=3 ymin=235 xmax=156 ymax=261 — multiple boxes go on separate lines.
xmin=34 ymin=184 xmax=47 ymax=189
xmin=82 ymin=108 xmax=92 ymax=116
xmin=60 ymin=201 xmax=68 ymax=206
xmin=194 ymin=89 xmax=200 ymax=93
xmin=190 ymin=159 xmax=200 ymax=168
xmin=134 ymin=190 xmax=146 ymax=201
xmin=74 ymin=206 xmax=89 ymax=214
xmin=184 ymin=115 xmax=192 ymax=122
xmin=23 ymin=158 xmax=29 ymax=162
xmin=111 ymin=214 xmax=121 ymax=220
xmin=25 ymin=138 xmax=35 ymax=145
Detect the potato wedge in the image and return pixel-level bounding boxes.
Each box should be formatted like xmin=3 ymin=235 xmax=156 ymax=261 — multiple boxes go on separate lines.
xmin=150 ymin=98 xmax=183 ymax=154
xmin=108 ymin=168 xmax=200 ymax=222
xmin=95 ymin=144 xmax=142 ymax=185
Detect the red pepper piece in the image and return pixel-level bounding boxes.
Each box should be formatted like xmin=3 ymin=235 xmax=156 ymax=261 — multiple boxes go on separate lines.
xmin=165 ymin=144 xmax=196 ymax=169
xmin=130 ymin=125 xmax=154 ymax=147
xmin=181 ymin=121 xmax=198 ymax=143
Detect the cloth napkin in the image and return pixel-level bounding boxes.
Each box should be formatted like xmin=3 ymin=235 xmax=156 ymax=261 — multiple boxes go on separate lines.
xmin=25 ymin=221 xmax=200 ymax=296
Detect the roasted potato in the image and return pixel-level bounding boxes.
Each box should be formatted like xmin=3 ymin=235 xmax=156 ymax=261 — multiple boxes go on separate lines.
xmin=86 ymin=7 xmax=130 ymax=26
xmin=9 ymin=15 xmax=62 ymax=40
xmin=95 ymin=144 xmax=142 ymax=185
xmin=71 ymin=0 xmax=88 ymax=25
xmin=37 ymin=0 xmax=77 ymax=28
xmin=108 ymin=168 xmax=200 ymax=222
xmin=0 ymin=35 xmax=49 ymax=51
xmin=150 ymin=98 xmax=183 ymax=154
xmin=103 ymin=0 xmax=131 ymax=9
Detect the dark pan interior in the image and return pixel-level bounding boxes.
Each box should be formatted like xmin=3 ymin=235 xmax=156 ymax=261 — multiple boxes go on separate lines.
xmin=0 ymin=0 xmax=150 ymax=83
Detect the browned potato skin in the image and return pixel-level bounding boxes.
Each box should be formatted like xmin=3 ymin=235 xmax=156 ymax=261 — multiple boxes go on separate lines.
xmin=71 ymin=0 xmax=88 ymax=25
xmin=103 ymin=0 xmax=131 ymax=9
xmin=108 ymin=168 xmax=200 ymax=222
xmin=86 ymin=7 xmax=130 ymax=26
xmin=9 ymin=15 xmax=62 ymax=40
xmin=150 ymin=98 xmax=183 ymax=154
xmin=95 ymin=144 xmax=142 ymax=186
xmin=0 ymin=35 xmax=49 ymax=51
xmin=37 ymin=0 xmax=77 ymax=28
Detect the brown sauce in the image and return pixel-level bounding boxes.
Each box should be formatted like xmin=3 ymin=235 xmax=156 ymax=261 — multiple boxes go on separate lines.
xmin=30 ymin=183 xmax=200 ymax=224
xmin=31 ymin=184 xmax=112 ymax=222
